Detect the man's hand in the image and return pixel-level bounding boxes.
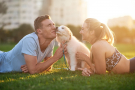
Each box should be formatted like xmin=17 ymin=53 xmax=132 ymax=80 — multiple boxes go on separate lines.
xmin=21 ymin=65 xmax=29 ymax=73
xmin=53 ymin=42 xmax=67 ymax=60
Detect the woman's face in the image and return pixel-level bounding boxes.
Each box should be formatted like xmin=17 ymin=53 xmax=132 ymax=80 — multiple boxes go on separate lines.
xmin=80 ymin=22 xmax=90 ymax=41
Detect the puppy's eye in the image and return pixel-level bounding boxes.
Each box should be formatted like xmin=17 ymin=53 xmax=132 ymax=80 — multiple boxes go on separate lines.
xmin=62 ymin=27 xmax=64 ymax=29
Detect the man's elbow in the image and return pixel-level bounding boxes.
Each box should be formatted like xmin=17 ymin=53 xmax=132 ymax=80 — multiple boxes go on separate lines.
xmin=29 ymin=69 xmax=37 ymax=74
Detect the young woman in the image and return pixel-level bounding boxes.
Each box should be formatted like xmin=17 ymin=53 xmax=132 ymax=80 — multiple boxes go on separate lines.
xmin=76 ymin=18 xmax=135 ymax=76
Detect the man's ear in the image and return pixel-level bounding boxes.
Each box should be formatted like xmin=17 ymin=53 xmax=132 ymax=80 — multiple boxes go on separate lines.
xmin=37 ymin=29 xmax=42 ymax=34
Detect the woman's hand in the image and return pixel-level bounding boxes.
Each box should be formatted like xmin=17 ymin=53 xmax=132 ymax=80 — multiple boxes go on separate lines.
xmin=76 ymin=52 xmax=88 ymax=62
xmin=21 ymin=65 xmax=29 ymax=73
xmin=78 ymin=68 xmax=92 ymax=76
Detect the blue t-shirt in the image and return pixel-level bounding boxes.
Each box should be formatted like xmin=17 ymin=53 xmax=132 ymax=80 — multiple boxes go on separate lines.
xmin=0 ymin=32 xmax=55 ymax=73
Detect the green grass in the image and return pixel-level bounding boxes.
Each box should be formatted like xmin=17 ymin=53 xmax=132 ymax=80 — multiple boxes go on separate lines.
xmin=0 ymin=43 xmax=135 ymax=90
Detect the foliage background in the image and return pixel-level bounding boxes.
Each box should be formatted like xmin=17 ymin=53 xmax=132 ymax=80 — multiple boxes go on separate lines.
xmin=0 ymin=24 xmax=135 ymax=44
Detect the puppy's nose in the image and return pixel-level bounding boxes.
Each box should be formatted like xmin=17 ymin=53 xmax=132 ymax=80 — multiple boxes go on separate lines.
xmin=55 ymin=27 xmax=58 ymax=32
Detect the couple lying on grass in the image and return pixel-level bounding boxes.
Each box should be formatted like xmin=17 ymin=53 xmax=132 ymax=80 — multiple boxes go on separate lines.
xmin=0 ymin=15 xmax=135 ymax=76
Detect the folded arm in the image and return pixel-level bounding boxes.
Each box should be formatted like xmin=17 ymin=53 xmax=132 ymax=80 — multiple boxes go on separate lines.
xmin=24 ymin=54 xmax=58 ymax=74
xmin=22 ymin=44 xmax=66 ymax=74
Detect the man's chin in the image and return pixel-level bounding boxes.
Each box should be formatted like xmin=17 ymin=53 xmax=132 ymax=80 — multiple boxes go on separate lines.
xmin=52 ymin=35 xmax=56 ymax=39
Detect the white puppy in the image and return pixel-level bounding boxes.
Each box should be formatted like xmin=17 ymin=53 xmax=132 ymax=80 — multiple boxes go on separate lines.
xmin=56 ymin=25 xmax=90 ymax=71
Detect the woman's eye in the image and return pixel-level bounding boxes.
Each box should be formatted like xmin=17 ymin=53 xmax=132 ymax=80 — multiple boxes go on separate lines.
xmin=62 ymin=27 xmax=64 ymax=29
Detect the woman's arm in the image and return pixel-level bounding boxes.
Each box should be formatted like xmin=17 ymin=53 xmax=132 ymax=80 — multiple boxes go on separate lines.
xmin=76 ymin=52 xmax=95 ymax=71
xmin=91 ymin=44 xmax=106 ymax=74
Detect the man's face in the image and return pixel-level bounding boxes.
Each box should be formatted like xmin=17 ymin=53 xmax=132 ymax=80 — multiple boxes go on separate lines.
xmin=39 ymin=19 xmax=56 ymax=39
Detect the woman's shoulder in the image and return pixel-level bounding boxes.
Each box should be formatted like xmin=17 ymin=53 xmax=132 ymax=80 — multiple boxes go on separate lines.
xmin=91 ymin=40 xmax=108 ymax=51
xmin=92 ymin=40 xmax=107 ymax=47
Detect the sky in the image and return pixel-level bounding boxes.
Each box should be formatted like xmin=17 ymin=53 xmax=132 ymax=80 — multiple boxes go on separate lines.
xmin=86 ymin=0 xmax=135 ymax=23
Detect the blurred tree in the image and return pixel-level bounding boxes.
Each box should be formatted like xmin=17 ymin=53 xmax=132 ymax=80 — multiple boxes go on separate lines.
xmin=0 ymin=29 xmax=6 ymax=43
xmin=110 ymin=26 xmax=130 ymax=43
xmin=0 ymin=24 xmax=34 ymax=43
xmin=130 ymin=29 xmax=135 ymax=43
xmin=12 ymin=24 xmax=34 ymax=43
xmin=66 ymin=24 xmax=81 ymax=40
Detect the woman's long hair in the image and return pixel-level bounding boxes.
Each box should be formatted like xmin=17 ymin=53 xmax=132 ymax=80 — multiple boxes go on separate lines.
xmin=85 ymin=18 xmax=114 ymax=45
xmin=85 ymin=18 xmax=114 ymax=63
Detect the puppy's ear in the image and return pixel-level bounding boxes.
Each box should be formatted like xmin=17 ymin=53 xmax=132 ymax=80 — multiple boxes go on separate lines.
xmin=69 ymin=30 xmax=73 ymax=36
xmin=67 ymin=27 xmax=73 ymax=36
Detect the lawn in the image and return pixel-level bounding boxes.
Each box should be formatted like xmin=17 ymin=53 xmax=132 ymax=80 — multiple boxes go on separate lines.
xmin=0 ymin=43 xmax=135 ymax=90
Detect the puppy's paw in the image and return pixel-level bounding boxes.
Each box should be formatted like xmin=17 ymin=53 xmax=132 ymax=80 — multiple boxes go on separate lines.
xmin=70 ymin=65 xmax=76 ymax=71
xmin=70 ymin=68 xmax=75 ymax=71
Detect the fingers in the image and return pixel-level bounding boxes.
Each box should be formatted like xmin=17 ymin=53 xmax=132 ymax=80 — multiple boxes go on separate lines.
xmin=82 ymin=68 xmax=92 ymax=76
xmin=61 ymin=40 xmax=66 ymax=44
xmin=63 ymin=46 xmax=67 ymax=54
xmin=78 ymin=68 xmax=91 ymax=76
xmin=59 ymin=43 xmax=62 ymax=48
xmin=21 ymin=65 xmax=25 ymax=68
xmin=21 ymin=65 xmax=29 ymax=73
xmin=58 ymin=41 xmax=68 ymax=55
xmin=62 ymin=41 xmax=68 ymax=54
xmin=23 ymin=69 xmax=29 ymax=73
xmin=76 ymin=52 xmax=82 ymax=60
xmin=82 ymin=72 xmax=90 ymax=76
xmin=60 ymin=41 xmax=67 ymax=48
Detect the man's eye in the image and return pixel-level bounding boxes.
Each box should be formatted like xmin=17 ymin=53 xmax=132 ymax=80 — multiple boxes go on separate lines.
xmin=62 ymin=27 xmax=64 ymax=29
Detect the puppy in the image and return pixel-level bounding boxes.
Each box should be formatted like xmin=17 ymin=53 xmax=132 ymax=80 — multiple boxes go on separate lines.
xmin=56 ymin=25 xmax=90 ymax=71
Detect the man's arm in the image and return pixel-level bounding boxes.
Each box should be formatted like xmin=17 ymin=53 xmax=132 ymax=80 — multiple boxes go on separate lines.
xmin=24 ymin=55 xmax=56 ymax=74
xmin=23 ymin=44 xmax=65 ymax=74
xmin=21 ymin=56 xmax=53 ymax=73
xmin=44 ymin=56 xmax=53 ymax=71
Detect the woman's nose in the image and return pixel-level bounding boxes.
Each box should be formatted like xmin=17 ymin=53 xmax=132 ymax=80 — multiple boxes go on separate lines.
xmin=79 ymin=30 xmax=82 ymax=34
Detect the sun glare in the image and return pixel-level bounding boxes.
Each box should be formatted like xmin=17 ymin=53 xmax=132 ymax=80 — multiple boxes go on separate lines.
xmin=87 ymin=0 xmax=135 ymax=24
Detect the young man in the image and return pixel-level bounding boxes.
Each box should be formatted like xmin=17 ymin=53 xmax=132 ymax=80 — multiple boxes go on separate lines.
xmin=0 ymin=15 xmax=67 ymax=74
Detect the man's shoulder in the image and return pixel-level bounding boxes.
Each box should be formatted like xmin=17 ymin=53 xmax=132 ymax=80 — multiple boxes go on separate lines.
xmin=22 ymin=32 xmax=38 ymax=43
